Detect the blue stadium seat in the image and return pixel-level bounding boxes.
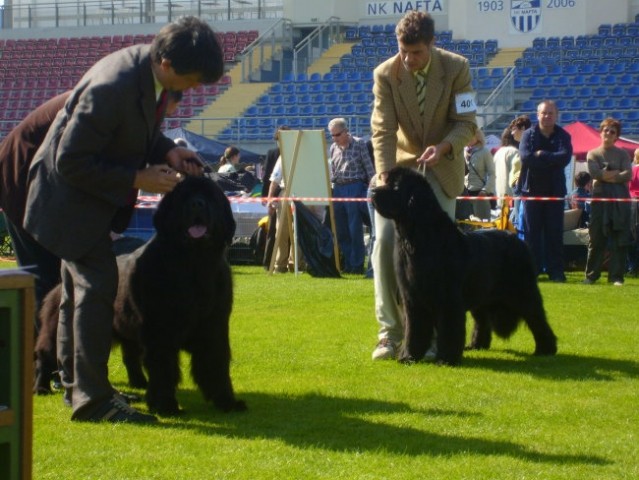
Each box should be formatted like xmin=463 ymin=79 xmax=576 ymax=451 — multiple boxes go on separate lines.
xmin=485 ymin=39 xmax=498 ymax=55
xmin=584 ymin=98 xmax=599 ymax=110
xmin=298 ymin=94 xmax=312 ymax=105
xmin=345 ymin=28 xmax=358 ymax=41
xmin=560 ymin=112 xmax=575 ymax=123
xmin=313 ymin=104 xmax=327 ymax=116
xmin=283 ymin=94 xmax=297 ymax=105
xmin=299 ymin=117 xmax=315 ymax=129
xmin=532 ymin=37 xmax=545 ymax=49
xmin=568 ymin=99 xmax=584 ymax=110
xmin=295 ymin=83 xmax=309 ymax=94
xmin=546 ymin=37 xmax=560 ymax=49
xmin=617 ymin=98 xmax=632 ymax=109
xmin=598 ymin=24 xmax=612 ymax=36
xmin=612 ymin=23 xmax=627 ymax=36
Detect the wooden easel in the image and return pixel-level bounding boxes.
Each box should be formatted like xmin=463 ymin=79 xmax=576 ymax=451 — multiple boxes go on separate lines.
xmin=268 ymin=130 xmax=339 ymax=275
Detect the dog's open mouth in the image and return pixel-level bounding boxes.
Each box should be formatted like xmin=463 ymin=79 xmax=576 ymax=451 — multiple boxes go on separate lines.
xmin=188 ymin=224 xmax=208 ymax=239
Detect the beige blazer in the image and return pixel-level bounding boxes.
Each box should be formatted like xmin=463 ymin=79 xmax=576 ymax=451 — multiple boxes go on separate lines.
xmin=371 ymin=47 xmax=477 ymax=198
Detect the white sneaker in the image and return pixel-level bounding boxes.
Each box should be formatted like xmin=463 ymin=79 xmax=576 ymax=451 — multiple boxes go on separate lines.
xmin=613 ymin=281 xmax=623 ymax=286
xmin=372 ymin=338 xmax=396 ymax=360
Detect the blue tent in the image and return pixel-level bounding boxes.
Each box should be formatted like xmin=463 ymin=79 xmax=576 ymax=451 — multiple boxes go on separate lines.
xmin=163 ymin=127 xmax=262 ymax=166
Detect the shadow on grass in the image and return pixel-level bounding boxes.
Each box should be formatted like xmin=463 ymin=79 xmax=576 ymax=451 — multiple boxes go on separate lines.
xmin=461 ymin=350 xmax=639 ymax=381
xmin=153 ymin=391 xmax=609 ymax=466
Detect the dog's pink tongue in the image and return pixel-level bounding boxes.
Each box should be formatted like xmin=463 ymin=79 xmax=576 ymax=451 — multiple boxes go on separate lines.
xmin=188 ymin=225 xmax=207 ymax=238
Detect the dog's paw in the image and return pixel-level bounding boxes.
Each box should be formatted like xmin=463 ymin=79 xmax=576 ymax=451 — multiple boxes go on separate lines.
xmin=435 ymin=357 xmax=461 ymax=367
xmin=533 ymin=346 xmax=558 ymax=356
xmin=397 ymin=354 xmax=417 ymax=365
xmin=33 ymin=386 xmax=53 ymax=395
xmin=215 ymin=398 xmax=248 ymax=413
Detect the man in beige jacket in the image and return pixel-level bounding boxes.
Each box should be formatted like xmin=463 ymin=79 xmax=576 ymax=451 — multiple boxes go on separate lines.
xmin=371 ymin=11 xmax=477 ymax=360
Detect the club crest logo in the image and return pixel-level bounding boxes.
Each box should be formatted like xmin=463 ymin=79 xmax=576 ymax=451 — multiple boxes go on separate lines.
xmin=511 ymin=0 xmax=541 ymax=33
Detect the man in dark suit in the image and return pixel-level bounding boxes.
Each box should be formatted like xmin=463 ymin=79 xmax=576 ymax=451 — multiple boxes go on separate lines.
xmin=23 ymin=16 xmax=224 ymax=423
xmin=1 ymin=91 xmax=183 ymax=333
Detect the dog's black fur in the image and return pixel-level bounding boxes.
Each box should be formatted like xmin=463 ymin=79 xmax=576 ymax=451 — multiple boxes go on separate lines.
xmin=372 ymin=167 xmax=557 ymax=365
xmin=36 ymin=176 xmax=246 ymax=415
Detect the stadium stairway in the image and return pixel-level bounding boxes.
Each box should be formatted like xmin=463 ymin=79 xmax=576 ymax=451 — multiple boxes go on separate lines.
xmin=307 ymin=42 xmax=357 ymax=77
xmin=187 ymin=62 xmax=273 ymax=138
xmin=486 ymin=47 xmax=525 ymax=68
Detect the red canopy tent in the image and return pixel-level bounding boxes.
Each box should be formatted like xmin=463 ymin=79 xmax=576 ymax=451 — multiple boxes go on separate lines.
xmin=564 ymin=121 xmax=639 ymax=161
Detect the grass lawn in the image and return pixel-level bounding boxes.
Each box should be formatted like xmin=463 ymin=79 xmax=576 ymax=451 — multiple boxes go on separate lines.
xmin=4 ymin=258 xmax=638 ymax=479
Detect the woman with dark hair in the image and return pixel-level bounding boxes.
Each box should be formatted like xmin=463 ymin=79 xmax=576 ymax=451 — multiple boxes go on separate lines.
xmin=218 ymin=146 xmax=241 ymax=173
xmin=583 ymin=118 xmax=633 ymax=286
xmin=493 ymin=115 xmax=531 ymax=209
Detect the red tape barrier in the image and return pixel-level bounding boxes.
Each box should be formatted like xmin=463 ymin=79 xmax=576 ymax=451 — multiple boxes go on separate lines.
xmin=136 ymin=195 xmax=639 ymax=205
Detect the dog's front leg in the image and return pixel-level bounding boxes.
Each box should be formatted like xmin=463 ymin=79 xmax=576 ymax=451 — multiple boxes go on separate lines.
xmin=399 ymin=298 xmax=434 ymax=363
xmin=144 ymin=340 xmax=181 ymax=415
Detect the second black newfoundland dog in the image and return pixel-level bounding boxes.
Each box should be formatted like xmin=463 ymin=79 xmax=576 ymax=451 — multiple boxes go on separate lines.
xmin=36 ymin=175 xmax=246 ymax=415
xmin=372 ymin=167 xmax=557 ymax=365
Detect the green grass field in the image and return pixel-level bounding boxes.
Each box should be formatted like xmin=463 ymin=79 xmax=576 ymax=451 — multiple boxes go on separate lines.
xmin=9 ymin=261 xmax=639 ymax=479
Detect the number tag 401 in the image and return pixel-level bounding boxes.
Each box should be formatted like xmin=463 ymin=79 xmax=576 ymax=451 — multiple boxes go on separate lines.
xmin=455 ymin=92 xmax=477 ymax=114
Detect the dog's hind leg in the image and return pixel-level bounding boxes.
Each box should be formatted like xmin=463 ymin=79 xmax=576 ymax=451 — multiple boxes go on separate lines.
xmin=467 ymin=309 xmax=492 ymax=350
xmin=435 ymin=305 xmax=466 ymax=366
xmin=119 ymin=339 xmax=147 ymax=388
xmin=521 ymin=297 xmax=557 ymax=356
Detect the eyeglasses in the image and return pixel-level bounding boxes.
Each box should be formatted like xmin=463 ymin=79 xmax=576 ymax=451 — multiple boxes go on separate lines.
xmin=331 ymin=130 xmax=345 ymax=138
xmin=602 ymin=128 xmax=618 ymax=135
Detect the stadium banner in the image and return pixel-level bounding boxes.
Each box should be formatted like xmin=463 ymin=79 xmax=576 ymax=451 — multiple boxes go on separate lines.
xmin=509 ymin=0 xmax=542 ymax=33
xmin=364 ymin=0 xmax=448 ymax=17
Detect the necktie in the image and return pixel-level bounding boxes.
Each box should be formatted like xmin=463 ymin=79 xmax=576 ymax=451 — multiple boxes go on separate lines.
xmin=416 ymin=72 xmax=427 ymax=115
xmin=155 ymin=89 xmax=168 ymax=124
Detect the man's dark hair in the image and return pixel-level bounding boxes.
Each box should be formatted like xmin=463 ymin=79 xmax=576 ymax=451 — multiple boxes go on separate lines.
xmin=574 ymin=171 xmax=591 ymax=188
xmin=151 ymin=16 xmax=224 ymax=84
xmin=395 ymin=11 xmax=435 ymax=45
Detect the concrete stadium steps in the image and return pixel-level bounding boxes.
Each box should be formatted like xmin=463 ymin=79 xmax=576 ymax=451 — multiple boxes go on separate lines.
xmin=487 ymin=47 xmax=525 ymax=68
xmin=307 ymin=42 xmax=356 ymax=76
xmin=186 ymin=62 xmax=272 ymax=138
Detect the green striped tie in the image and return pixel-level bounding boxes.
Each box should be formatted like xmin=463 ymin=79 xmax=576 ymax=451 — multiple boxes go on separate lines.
xmin=416 ymin=71 xmax=427 ymax=115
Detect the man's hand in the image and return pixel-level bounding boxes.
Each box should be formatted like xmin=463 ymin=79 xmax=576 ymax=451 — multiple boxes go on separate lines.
xmin=133 ymin=164 xmax=182 ymax=194
xmin=165 ymin=147 xmax=206 ymax=176
xmin=417 ymin=142 xmax=451 ymax=168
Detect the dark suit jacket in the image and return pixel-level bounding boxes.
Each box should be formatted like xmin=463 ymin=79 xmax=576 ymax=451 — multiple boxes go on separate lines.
xmin=371 ymin=47 xmax=477 ymax=198
xmin=0 ymin=92 xmax=70 ymax=224
xmin=24 ymin=45 xmax=176 ymax=260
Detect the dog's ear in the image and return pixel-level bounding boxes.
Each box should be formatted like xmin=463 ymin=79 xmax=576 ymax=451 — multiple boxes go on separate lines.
xmin=208 ymin=179 xmax=236 ymax=245
xmin=153 ymin=186 xmax=177 ymax=234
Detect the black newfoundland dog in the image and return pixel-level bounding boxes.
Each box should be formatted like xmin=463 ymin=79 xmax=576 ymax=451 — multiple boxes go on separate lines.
xmin=372 ymin=167 xmax=557 ymax=365
xmin=36 ymin=175 xmax=246 ymax=415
